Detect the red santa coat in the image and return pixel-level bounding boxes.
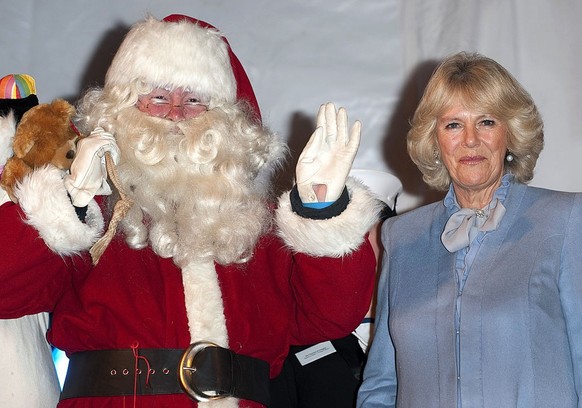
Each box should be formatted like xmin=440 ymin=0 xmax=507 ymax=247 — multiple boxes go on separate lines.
xmin=0 ymin=166 xmax=379 ymax=407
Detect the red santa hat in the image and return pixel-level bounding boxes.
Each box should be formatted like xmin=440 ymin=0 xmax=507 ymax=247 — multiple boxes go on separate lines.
xmin=105 ymin=14 xmax=261 ymax=121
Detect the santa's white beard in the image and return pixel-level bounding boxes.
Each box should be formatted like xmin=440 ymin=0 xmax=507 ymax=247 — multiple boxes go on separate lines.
xmin=111 ymin=106 xmax=277 ymax=266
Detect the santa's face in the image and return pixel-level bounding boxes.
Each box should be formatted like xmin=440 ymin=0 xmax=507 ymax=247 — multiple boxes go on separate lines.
xmin=136 ymin=87 xmax=208 ymax=122
xmin=113 ymin=95 xmax=277 ymax=264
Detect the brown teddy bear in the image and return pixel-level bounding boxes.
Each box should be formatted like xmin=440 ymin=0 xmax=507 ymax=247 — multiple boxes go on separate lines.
xmin=0 ymin=98 xmax=81 ymax=203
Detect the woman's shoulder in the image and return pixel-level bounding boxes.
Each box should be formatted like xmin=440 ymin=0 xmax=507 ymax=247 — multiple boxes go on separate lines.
xmin=392 ymin=200 xmax=443 ymax=220
xmin=520 ymin=183 xmax=582 ymax=204
xmin=508 ymin=183 xmax=582 ymax=225
xmin=384 ymin=200 xmax=444 ymax=233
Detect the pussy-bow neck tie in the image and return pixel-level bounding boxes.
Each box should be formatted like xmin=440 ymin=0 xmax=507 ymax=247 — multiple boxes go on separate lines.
xmin=441 ymin=199 xmax=506 ymax=252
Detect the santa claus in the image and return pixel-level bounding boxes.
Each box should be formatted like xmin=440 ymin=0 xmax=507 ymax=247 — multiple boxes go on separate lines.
xmin=0 ymin=15 xmax=381 ymax=407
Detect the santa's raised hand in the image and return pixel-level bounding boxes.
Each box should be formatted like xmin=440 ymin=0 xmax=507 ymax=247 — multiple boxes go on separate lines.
xmin=295 ymin=102 xmax=361 ymax=203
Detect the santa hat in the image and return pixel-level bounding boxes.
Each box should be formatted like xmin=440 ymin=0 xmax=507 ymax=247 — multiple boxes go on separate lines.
xmin=105 ymin=14 xmax=261 ymax=121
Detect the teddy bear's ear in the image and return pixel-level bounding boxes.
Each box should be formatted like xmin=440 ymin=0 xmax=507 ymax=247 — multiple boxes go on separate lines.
xmin=10 ymin=102 xmax=43 ymax=158
xmin=11 ymin=129 xmax=35 ymax=158
xmin=50 ymin=99 xmax=75 ymax=118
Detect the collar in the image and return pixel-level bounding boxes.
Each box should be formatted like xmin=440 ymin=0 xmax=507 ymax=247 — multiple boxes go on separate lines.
xmin=441 ymin=173 xmax=513 ymax=252
xmin=443 ymin=173 xmax=513 ymax=216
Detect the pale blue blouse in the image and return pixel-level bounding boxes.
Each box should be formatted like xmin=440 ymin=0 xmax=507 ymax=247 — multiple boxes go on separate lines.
xmin=443 ymin=174 xmax=510 ymax=407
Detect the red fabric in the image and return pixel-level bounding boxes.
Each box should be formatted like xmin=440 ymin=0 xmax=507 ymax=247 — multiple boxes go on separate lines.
xmin=162 ymin=14 xmax=262 ymax=123
xmin=0 ymin=201 xmax=376 ymax=408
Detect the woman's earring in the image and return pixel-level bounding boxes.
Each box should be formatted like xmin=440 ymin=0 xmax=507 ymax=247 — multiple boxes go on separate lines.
xmin=433 ymin=150 xmax=441 ymax=165
xmin=505 ymin=152 xmax=514 ymax=162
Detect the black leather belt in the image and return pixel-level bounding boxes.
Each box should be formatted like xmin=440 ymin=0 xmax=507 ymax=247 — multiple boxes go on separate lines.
xmin=60 ymin=342 xmax=270 ymax=405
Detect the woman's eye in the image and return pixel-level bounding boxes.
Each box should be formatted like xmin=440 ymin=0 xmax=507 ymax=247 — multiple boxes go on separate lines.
xmin=152 ymin=95 xmax=168 ymax=101
xmin=445 ymin=122 xmax=460 ymax=129
xmin=185 ymin=97 xmax=201 ymax=104
xmin=481 ymin=119 xmax=495 ymax=126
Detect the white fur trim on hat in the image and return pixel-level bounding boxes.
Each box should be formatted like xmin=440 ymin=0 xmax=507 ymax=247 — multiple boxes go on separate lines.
xmin=106 ymin=16 xmax=236 ymax=104
xmin=275 ymin=178 xmax=382 ymax=257
xmin=15 ymin=165 xmax=104 ymax=256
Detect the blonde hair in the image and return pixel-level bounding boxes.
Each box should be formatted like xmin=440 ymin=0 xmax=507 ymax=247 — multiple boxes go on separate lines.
xmin=407 ymin=51 xmax=544 ymax=191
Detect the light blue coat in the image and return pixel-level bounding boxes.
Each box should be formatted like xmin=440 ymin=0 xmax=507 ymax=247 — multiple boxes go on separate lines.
xmin=357 ymin=181 xmax=582 ymax=407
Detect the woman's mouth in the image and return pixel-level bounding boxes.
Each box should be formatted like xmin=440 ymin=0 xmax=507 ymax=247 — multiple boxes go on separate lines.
xmin=459 ymin=155 xmax=485 ymax=165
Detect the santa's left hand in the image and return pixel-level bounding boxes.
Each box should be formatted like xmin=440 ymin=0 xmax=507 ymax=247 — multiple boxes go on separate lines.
xmin=295 ymin=103 xmax=361 ymax=203
xmin=64 ymin=127 xmax=120 ymax=207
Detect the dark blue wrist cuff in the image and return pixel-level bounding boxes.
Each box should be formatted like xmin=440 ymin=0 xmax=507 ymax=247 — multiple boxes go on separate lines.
xmin=290 ymin=185 xmax=349 ymax=220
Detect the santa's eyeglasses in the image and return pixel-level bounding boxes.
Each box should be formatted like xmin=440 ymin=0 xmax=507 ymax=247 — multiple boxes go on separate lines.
xmin=137 ymin=89 xmax=208 ymax=120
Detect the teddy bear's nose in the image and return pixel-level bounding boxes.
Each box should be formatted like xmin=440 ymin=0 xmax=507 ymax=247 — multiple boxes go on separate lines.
xmin=66 ymin=150 xmax=75 ymax=160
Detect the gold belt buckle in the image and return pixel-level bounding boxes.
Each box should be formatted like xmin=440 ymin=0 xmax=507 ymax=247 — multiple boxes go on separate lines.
xmin=179 ymin=341 xmax=230 ymax=402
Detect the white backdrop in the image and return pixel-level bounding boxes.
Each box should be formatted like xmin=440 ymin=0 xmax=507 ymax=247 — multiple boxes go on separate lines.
xmin=1 ymin=0 xmax=581 ymax=212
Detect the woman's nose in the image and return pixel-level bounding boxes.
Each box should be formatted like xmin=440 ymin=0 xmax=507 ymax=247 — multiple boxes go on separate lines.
xmin=462 ymin=126 xmax=479 ymax=147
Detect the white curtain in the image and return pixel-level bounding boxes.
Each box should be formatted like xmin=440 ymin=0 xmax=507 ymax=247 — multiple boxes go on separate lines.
xmin=1 ymin=0 xmax=580 ymax=211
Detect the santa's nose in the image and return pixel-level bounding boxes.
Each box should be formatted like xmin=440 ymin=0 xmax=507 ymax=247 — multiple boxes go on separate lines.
xmin=165 ymin=105 xmax=187 ymax=122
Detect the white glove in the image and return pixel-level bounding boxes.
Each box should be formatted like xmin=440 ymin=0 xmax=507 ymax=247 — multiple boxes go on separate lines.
xmin=64 ymin=127 xmax=120 ymax=207
xmin=296 ymin=103 xmax=361 ymax=203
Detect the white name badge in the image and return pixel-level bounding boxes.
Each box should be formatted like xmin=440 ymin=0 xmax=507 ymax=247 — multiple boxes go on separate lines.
xmin=294 ymin=340 xmax=337 ymax=366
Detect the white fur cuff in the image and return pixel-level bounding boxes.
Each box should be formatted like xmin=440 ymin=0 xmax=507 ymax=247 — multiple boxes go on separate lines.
xmin=275 ymin=178 xmax=382 ymax=257
xmin=15 ymin=165 xmax=104 ymax=256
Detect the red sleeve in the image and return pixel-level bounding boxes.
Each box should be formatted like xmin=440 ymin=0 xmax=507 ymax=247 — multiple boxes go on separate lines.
xmin=0 ymin=201 xmax=71 ymax=317
xmin=289 ymin=237 xmax=377 ymax=344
